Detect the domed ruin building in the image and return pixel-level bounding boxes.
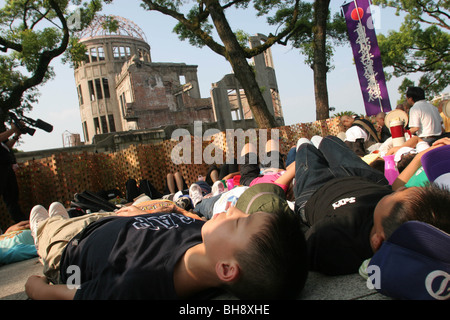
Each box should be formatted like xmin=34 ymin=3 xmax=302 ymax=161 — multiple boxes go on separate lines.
xmin=74 ymin=15 xmax=213 ymax=144
xmin=74 ymin=15 xmax=284 ymax=145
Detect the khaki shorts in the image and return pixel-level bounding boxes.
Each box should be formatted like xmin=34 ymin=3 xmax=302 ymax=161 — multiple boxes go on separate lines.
xmin=36 ymin=212 xmax=115 ymax=284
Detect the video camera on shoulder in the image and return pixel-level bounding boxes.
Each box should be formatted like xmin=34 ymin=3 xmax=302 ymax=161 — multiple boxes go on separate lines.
xmin=8 ymin=111 xmax=53 ymax=136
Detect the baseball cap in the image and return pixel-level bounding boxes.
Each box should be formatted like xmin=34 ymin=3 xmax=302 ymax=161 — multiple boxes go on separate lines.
xmin=235 ymin=183 xmax=292 ymax=215
xmin=369 ymin=221 xmax=450 ymax=300
xmin=421 ymin=144 xmax=450 ymax=188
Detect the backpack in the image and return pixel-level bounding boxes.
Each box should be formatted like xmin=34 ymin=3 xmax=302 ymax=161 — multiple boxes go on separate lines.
xmin=71 ymin=190 xmax=119 ymax=213
xmin=368 ymin=221 xmax=450 ymax=300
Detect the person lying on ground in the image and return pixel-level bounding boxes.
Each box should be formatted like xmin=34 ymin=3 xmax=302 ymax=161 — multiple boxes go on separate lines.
xmin=25 ymin=198 xmax=308 ymax=300
xmin=293 ymin=135 xmax=450 ymax=276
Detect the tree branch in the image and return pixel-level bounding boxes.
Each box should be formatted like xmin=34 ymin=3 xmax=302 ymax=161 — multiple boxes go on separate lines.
xmin=243 ymin=0 xmax=301 ymax=58
xmin=2 ymin=0 xmax=70 ymax=111
xmin=141 ymin=0 xmax=227 ymax=56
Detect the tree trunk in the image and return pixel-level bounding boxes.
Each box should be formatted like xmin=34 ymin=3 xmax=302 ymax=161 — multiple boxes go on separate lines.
xmin=206 ymin=0 xmax=277 ymax=128
xmin=313 ymin=0 xmax=330 ymax=120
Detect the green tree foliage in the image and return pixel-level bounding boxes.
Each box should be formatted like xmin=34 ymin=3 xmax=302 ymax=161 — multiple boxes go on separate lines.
xmin=263 ymin=0 xmax=348 ymax=120
xmin=373 ymin=0 xmax=449 ymax=98
xmin=0 ymin=0 xmax=109 ymax=121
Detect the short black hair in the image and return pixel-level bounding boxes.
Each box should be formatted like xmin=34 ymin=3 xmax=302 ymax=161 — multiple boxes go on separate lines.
xmin=382 ymin=183 xmax=450 ymax=239
xmin=406 ymin=87 xmax=426 ymax=102
xmin=225 ymin=210 xmax=308 ymax=300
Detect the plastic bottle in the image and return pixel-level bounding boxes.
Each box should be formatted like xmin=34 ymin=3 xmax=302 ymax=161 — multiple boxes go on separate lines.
xmin=383 ymin=154 xmax=399 ymax=185
xmin=226 ymin=178 xmax=235 ymax=190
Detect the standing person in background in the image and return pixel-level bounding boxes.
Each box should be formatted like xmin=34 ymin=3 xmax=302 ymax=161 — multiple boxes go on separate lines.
xmin=406 ymin=87 xmax=444 ymax=145
xmin=0 ymin=120 xmax=26 ymax=224
xmin=375 ymin=112 xmax=391 ymax=143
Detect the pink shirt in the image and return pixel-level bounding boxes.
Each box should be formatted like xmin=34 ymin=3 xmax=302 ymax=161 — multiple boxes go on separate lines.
xmin=249 ymin=171 xmax=288 ymax=193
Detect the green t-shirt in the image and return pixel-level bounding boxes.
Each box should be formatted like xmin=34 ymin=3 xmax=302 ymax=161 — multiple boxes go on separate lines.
xmin=405 ymin=166 xmax=429 ymax=188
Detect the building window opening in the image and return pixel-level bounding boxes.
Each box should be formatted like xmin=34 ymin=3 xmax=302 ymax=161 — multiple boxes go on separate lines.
xmin=100 ymin=115 xmax=108 ymax=133
xmin=108 ymin=114 xmax=116 ymax=133
xmin=113 ymin=46 xmax=120 ymax=59
xmin=88 ymin=80 xmax=95 ymax=101
xmin=83 ymin=121 xmax=89 ymax=142
xmin=90 ymin=47 xmax=98 ymax=62
xmin=103 ymin=78 xmax=110 ymax=99
xmin=95 ymin=79 xmax=103 ymax=100
xmin=93 ymin=117 xmax=100 ymax=135
xmin=77 ymin=85 xmax=84 ymax=105
xmin=113 ymin=46 xmax=132 ymax=59
xmin=98 ymin=47 xmax=105 ymax=61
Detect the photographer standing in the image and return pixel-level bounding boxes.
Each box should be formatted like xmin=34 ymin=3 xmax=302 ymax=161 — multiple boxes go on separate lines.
xmin=0 ymin=122 xmax=26 ymax=224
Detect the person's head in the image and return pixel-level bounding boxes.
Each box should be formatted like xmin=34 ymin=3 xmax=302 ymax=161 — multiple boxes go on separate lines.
xmin=202 ymin=206 xmax=308 ymax=299
xmin=369 ymin=158 xmax=385 ymax=173
xmin=340 ymin=115 xmax=355 ymax=130
xmin=371 ymin=184 xmax=450 ymax=251
xmin=396 ymin=153 xmax=416 ymax=173
xmin=406 ymin=87 xmax=426 ymax=106
xmin=396 ymin=101 xmax=411 ymax=114
xmin=375 ymin=112 xmax=386 ymax=127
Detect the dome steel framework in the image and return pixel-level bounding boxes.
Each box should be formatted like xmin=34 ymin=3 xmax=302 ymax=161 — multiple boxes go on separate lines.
xmin=78 ymin=15 xmax=147 ymax=42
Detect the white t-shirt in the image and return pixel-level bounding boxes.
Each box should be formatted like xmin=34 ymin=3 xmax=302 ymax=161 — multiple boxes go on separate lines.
xmin=408 ymin=100 xmax=443 ymax=137
xmin=212 ymin=186 xmax=249 ymax=216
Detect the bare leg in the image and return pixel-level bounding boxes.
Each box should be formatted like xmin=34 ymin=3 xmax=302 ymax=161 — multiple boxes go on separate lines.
xmin=174 ymin=172 xmax=185 ymax=192
xmin=167 ymin=173 xmax=176 ymax=194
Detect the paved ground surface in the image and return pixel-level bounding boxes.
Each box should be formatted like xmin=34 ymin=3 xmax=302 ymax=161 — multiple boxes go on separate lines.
xmin=0 ymin=257 xmax=391 ymax=300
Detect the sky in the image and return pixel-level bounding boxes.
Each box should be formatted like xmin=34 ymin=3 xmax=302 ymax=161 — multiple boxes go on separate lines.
xmin=1 ymin=0 xmax=427 ymax=152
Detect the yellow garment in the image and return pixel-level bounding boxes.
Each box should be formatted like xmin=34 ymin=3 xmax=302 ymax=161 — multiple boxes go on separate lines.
xmin=361 ymin=153 xmax=380 ymax=165
xmin=441 ymin=112 xmax=450 ymax=132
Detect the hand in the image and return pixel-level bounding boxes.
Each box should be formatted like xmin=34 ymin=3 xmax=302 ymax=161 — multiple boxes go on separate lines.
xmin=11 ymin=122 xmax=23 ymax=134
xmin=25 ymin=275 xmax=50 ymax=300
xmin=432 ymin=137 xmax=450 ymax=146
xmin=25 ymin=275 xmax=77 ymax=300
xmin=4 ymin=220 xmax=30 ymax=233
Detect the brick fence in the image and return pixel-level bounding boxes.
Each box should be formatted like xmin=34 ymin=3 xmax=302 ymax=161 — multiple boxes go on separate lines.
xmin=0 ymin=118 xmax=344 ymax=230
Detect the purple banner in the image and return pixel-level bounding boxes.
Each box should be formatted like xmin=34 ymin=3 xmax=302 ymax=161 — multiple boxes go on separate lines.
xmin=342 ymin=0 xmax=391 ymax=116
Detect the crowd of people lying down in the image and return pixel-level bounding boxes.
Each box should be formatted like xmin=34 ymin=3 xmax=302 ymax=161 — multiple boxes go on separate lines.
xmin=2 ymin=88 xmax=449 ymax=300
xmin=9 ymin=130 xmax=448 ymax=300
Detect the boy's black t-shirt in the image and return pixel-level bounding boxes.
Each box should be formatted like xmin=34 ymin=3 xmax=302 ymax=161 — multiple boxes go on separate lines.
xmin=60 ymin=212 xmax=211 ymax=300
xmin=304 ymin=177 xmax=392 ymax=275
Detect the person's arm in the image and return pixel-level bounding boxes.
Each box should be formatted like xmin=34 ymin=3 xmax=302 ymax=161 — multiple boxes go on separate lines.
xmin=0 ymin=124 xmax=19 ymax=142
xmin=25 ymin=275 xmax=77 ymax=300
xmin=386 ymin=136 xmax=420 ymax=156
xmin=4 ymin=134 xmax=21 ymax=149
xmin=116 ymin=204 xmax=203 ymax=220
xmin=274 ymin=162 xmax=295 ymax=187
xmin=4 ymin=221 xmax=29 ymax=234
xmin=409 ymin=127 xmax=419 ymax=135
xmin=221 ymin=171 xmax=240 ymax=181
xmin=392 ymin=144 xmax=441 ymax=191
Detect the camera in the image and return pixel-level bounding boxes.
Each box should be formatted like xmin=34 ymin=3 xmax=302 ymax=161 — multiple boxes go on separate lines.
xmin=8 ymin=111 xmax=53 ymax=136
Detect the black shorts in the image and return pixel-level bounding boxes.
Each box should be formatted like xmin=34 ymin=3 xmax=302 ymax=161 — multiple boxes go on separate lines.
xmin=239 ymin=152 xmax=261 ymax=186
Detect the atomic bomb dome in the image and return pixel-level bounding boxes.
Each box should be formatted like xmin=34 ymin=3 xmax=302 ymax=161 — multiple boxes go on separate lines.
xmin=77 ymin=15 xmax=147 ymax=42
xmin=73 ymin=15 xmax=283 ymax=146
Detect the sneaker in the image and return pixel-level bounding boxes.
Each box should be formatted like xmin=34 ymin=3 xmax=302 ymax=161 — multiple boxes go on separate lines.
xmin=173 ymin=190 xmax=184 ymax=202
xmin=49 ymin=202 xmax=70 ymax=219
xmin=29 ymin=205 xmax=49 ymax=246
xmin=189 ymin=183 xmax=203 ymax=207
xmin=211 ymin=180 xmax=225 ymax=196
xmin=175 ymin=196 xmax=192 ymax=211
